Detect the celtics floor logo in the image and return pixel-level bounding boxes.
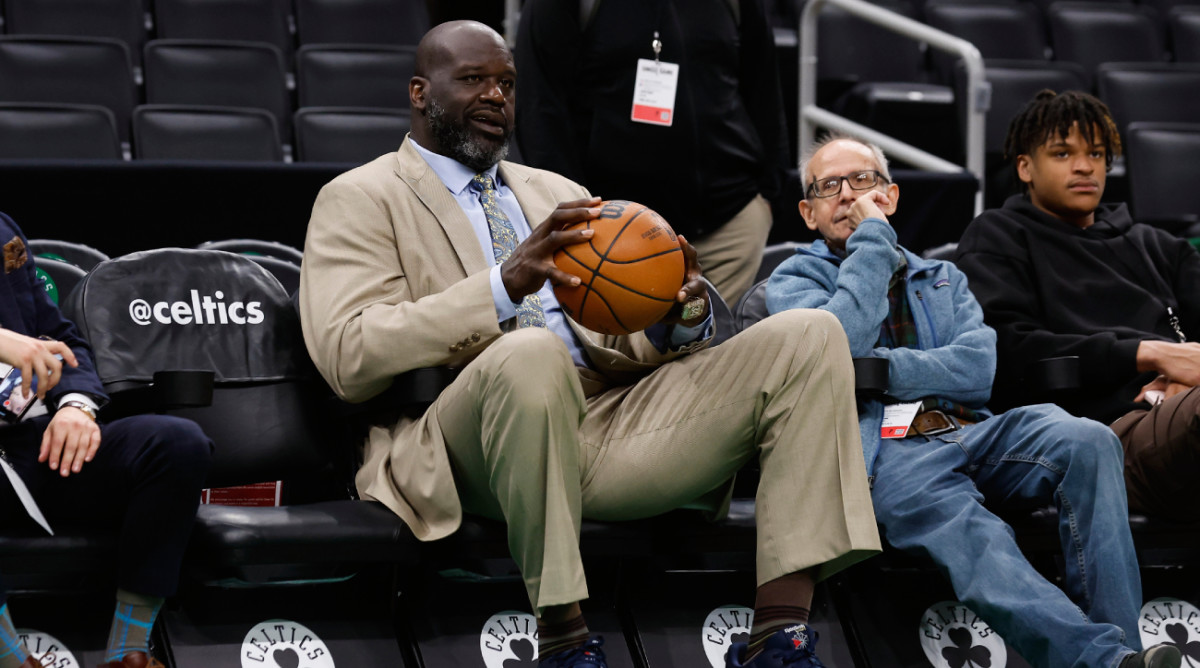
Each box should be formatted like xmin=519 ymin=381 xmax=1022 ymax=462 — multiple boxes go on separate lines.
xmin=16 ymin=630 xmax=79 ymax=668
xmin=1139 ymin=598 xmax=1200 ymax=667
xmin=480 ymin=611 xmax=539 ymax=668
xmin=241 ymin=620 xmax=335 ymax=668
xmin=919 ymin=601 xmax=1007 ymax=668
xmin=701 ymin=605 xmax=754 ymax=668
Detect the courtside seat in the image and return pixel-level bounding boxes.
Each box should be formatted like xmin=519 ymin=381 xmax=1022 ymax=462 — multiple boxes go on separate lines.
xmin=59 ymin=249 xmax=418 ymax=585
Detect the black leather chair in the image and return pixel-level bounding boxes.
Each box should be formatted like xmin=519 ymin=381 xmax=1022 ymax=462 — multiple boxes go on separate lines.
xmin=2 ymin=0 xmax=147 ymax=73
xmin=195 ymin=238 xmax=303 ymax=264
xmin=755 ymin=241 xmax=810 ymax=284
xmin=0 ymin=36 xmax=137 ymax=146
xmin=1046 ymin=2 xmax=1167 ymax=88
xmin=1096 ymin=63 xmax=1200 ymax=138
xmin=33 ymin=256 xmax=87 ymax=305
xmin=924 ymin=1 xmax=1049 ymax=83
xmin=1170 ymin=6 xmax=1200 ymax=62
xmin=293 ymin=107 xmax=410 ymax=163
xmin=133 ymin=104 xmax=283 ymax=162
xmin=143 ymin=39 xmax=292 ymax=146
xmin=0 ymin=103 xmax=122 ymax=160
xmin=152 ymin=0 xmax=293 ymax=68
xmin=29 ymin=238 xmax=111 ymax=271
xmin=1125 ymin=121 xmax=1200 ymax=234
xmin=296 ymin=44 xmax=416 ymax=109
xmin=293 ymin=0 xmax=429 ymax=46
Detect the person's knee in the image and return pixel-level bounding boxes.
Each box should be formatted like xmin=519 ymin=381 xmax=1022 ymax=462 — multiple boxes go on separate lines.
xmin=752 ymin=309 xmax=848 ymax=348
xmin=128 ymin=415 xmax=214 ymax=476
xmin=477 ymin=329 xmax=581 ymax=410
xmin=1038 ymin=409 xmax=1123 ymax=475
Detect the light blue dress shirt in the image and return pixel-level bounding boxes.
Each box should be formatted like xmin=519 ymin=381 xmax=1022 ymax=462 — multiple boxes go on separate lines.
xmin=410 ymin=140 xmax=709 ymax=368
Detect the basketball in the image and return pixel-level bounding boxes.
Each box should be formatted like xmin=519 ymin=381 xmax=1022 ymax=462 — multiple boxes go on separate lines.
xmin=553 ymin=200 xmax=685 ymax=335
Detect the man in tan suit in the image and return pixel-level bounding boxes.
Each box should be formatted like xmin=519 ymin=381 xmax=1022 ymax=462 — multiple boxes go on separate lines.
xmin=300 ymin=20 xmax=879 ymax=668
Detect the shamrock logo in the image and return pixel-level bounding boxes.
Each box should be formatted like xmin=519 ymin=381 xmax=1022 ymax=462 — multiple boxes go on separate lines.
xmin=502 ymin=637 xmax=538 ymax=668
xmin=1164 ymin=623 xmax=1200 ymax=667
xmin=941 ymin=627 xmax=992 ymax=668
xmin=273 ymin=648 xmax=300 ymax=668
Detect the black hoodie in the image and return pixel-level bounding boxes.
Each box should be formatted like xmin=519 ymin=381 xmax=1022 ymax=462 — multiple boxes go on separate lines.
xmin=955 ymin=194 xmax=1200 ymax=424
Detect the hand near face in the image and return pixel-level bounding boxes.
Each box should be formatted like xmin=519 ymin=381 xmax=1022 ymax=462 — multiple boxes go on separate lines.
xmin=500 ymin=197 xmax=601 ymax=303
xmin=847 ymin=190 xmax=892 ymax=230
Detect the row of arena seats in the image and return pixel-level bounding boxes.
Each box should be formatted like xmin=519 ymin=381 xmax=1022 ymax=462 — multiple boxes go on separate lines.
xmin=0 ymin=36 xmax=418 ymax=161
xmin=2 ymin=244 xmax=1198 ymax=667
xmin=0 ymin=0 xmax=430 ymax=62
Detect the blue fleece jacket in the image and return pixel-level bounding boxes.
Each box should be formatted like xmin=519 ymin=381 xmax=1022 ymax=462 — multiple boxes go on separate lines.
xmin=765 ymin=219 xmax=996 ymax=475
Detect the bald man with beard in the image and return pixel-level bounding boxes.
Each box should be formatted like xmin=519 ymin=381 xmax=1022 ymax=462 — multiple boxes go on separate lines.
xmin=299 ymin=21 xmax=880 ymax=668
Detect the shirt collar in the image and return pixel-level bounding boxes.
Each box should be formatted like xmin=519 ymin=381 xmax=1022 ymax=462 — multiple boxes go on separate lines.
xmin=409 ymin=138 xmax=501 ymax=196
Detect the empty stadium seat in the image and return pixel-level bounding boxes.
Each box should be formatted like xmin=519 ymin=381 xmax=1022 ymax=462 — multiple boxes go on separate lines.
xmin=1124 ymin=122 xmax=1200 ymax=233
xmin=924 ymin=1 xmax=1049 ymax=82
xmin=293 ymin=107 xmax=409 ymax=163
xmin=1096 ymin=63 xmax=1200 ymax=137
xmin=29 ymin=238 xmax=110 ymax=270
xmin=133 ymin=104 xmax=283 ymax=162
xmin=152 ymin=0 xmax=293 ymax=66
xmin=0 ymin=36 xmax=137 ymax=145
xmin=295 ymin=44 xmax=415 ymax=109
xmin=2 ymin=0 xmax=147 ymax=74
xmin=1170 ymin=6 xmax=1200 ymax=61
xmin=293 ymin=0 xmax=429 ymax=46
xmin=143 ymin=39 xmax=292 ymax=145
xmin=33 ymin=255 xmax=87 ymax=305
xmin=0 ymin=103 xmax=121 ymax=160
xmin=196 ymin=238 xmax=303 ymax=264
xmin=1046 ymin=2 xmax=1166 ymax=87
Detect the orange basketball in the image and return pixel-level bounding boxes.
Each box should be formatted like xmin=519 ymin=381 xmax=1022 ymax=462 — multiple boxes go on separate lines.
xmin=553 ymin=200 xmax=685 ymax=335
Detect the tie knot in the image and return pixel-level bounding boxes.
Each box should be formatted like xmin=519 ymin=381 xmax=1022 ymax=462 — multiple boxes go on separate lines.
xmin=472 ymin=173 xmax=496 ymax=193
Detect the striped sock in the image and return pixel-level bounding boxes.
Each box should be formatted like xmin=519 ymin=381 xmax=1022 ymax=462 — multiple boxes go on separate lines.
xmin=0 ymin=604 xmax=30 ymax=668
xmin=745 ymin=605 xmax=810 ymax=661
xmin=104 ymin=590 xmax=163 ymax=662
xmin=537 ymin=613 xmax=589 ymax=659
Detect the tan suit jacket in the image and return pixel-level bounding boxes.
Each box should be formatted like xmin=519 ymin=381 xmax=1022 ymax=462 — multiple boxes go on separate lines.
xmin=300 ymin=137 xmax=696 ymax=541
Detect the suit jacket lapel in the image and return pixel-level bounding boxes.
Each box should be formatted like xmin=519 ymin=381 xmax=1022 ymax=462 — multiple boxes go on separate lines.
xmin=500 ymin=162 xmax=557 ymax=234
xmin=394 ymin=139 xmax=489 ymax=277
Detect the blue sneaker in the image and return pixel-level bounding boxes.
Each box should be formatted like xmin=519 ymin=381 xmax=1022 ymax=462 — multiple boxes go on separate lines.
xmin=725 ymin=624 xmax=825 ymax=668
xmin=539 ymin=637 xmax=606 ymax=667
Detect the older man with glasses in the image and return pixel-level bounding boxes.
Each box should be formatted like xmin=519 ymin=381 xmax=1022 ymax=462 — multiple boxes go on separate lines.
xmin=762 ymin=133 xmax=1179 ymax=668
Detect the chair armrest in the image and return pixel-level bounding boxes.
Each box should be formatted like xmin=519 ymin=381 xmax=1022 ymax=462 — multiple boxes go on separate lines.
xmin=853 ymin=357 xmax=889 ymax=399
xmin=332 ymin=366 xmax=459 ymax=418
xmin=106 ymin=370 xmax=215 ymax=415
xmin=1029 ymin=356 xmax=1081 ymax=394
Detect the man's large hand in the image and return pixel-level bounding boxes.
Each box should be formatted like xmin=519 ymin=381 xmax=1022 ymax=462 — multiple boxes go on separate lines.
xmin=499 ymin=197 xmax=601 ymax=302
xmin=1137 ymin=340 xmax=1200 ymax=387
xmin=39 ymin=406 xmax=100 ymax=477
xmin=658 ymin=235 xmax=709 ymax=327
xmin=0 ymin=329 xmax=78 ymax=400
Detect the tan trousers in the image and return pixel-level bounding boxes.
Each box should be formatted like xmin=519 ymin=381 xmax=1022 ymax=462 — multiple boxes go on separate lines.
xmin=434 ymin=309 xmax=881 ymax=613
xmin=690 ymin=194 xmax=774 ymax=306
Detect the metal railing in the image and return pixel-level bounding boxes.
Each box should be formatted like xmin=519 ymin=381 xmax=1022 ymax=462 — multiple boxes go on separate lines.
xmin=800 ymin=0 xmax=989 ymax=213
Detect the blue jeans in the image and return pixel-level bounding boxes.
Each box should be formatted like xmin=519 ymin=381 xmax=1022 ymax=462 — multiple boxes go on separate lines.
xmin=871 ymin=403 xmax=1141 ymax=668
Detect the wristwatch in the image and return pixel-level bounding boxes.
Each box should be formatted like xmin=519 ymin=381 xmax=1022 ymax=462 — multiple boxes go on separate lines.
xmin=59 ymin=400 xmax=97 ymax=421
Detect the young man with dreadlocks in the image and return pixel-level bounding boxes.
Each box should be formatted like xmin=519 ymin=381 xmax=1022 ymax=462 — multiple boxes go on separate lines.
xmin=957 ymin=89 xmax=1200 ymax=525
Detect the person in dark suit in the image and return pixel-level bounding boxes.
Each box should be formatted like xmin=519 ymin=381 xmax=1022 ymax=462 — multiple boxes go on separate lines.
xmin=0 ymin=212 xmax=213 ymax=668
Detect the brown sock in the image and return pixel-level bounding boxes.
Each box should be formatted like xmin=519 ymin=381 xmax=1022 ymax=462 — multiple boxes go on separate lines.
xmin=538 ymin=611 xmax=589 ymax=659
xmin=745 ymin=570 xmax=814 ymax=661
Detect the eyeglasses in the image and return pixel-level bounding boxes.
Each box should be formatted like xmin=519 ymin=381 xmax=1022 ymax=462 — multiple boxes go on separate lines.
xmin=806 ymin=170 xmax=889 ymax=199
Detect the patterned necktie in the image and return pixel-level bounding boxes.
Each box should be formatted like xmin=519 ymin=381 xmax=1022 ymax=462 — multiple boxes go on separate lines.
xmin=472 ymin=173 xmax=546 ymax=328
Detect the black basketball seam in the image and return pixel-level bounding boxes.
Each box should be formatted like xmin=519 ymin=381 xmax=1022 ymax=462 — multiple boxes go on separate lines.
xmin=591 ymin=274 xmax=677 ymax=303
xmin=576 ymin=203 xmax=646 ymax=318
xmin=578 ymin=281 xmax=634 ymax=334
xmin=591 ymin=247 xmax=682 ymax=265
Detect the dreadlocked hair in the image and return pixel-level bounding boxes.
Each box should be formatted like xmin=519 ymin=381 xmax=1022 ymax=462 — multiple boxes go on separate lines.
xmin=1003 ymin=89 xmax=1122 ymax=177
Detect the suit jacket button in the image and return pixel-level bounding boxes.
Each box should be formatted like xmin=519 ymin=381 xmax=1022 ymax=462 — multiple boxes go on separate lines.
xmin=471 ymin=333 xmax=480 ymax=342
xmin=449 ymin=344 xmax=460 ymax=352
